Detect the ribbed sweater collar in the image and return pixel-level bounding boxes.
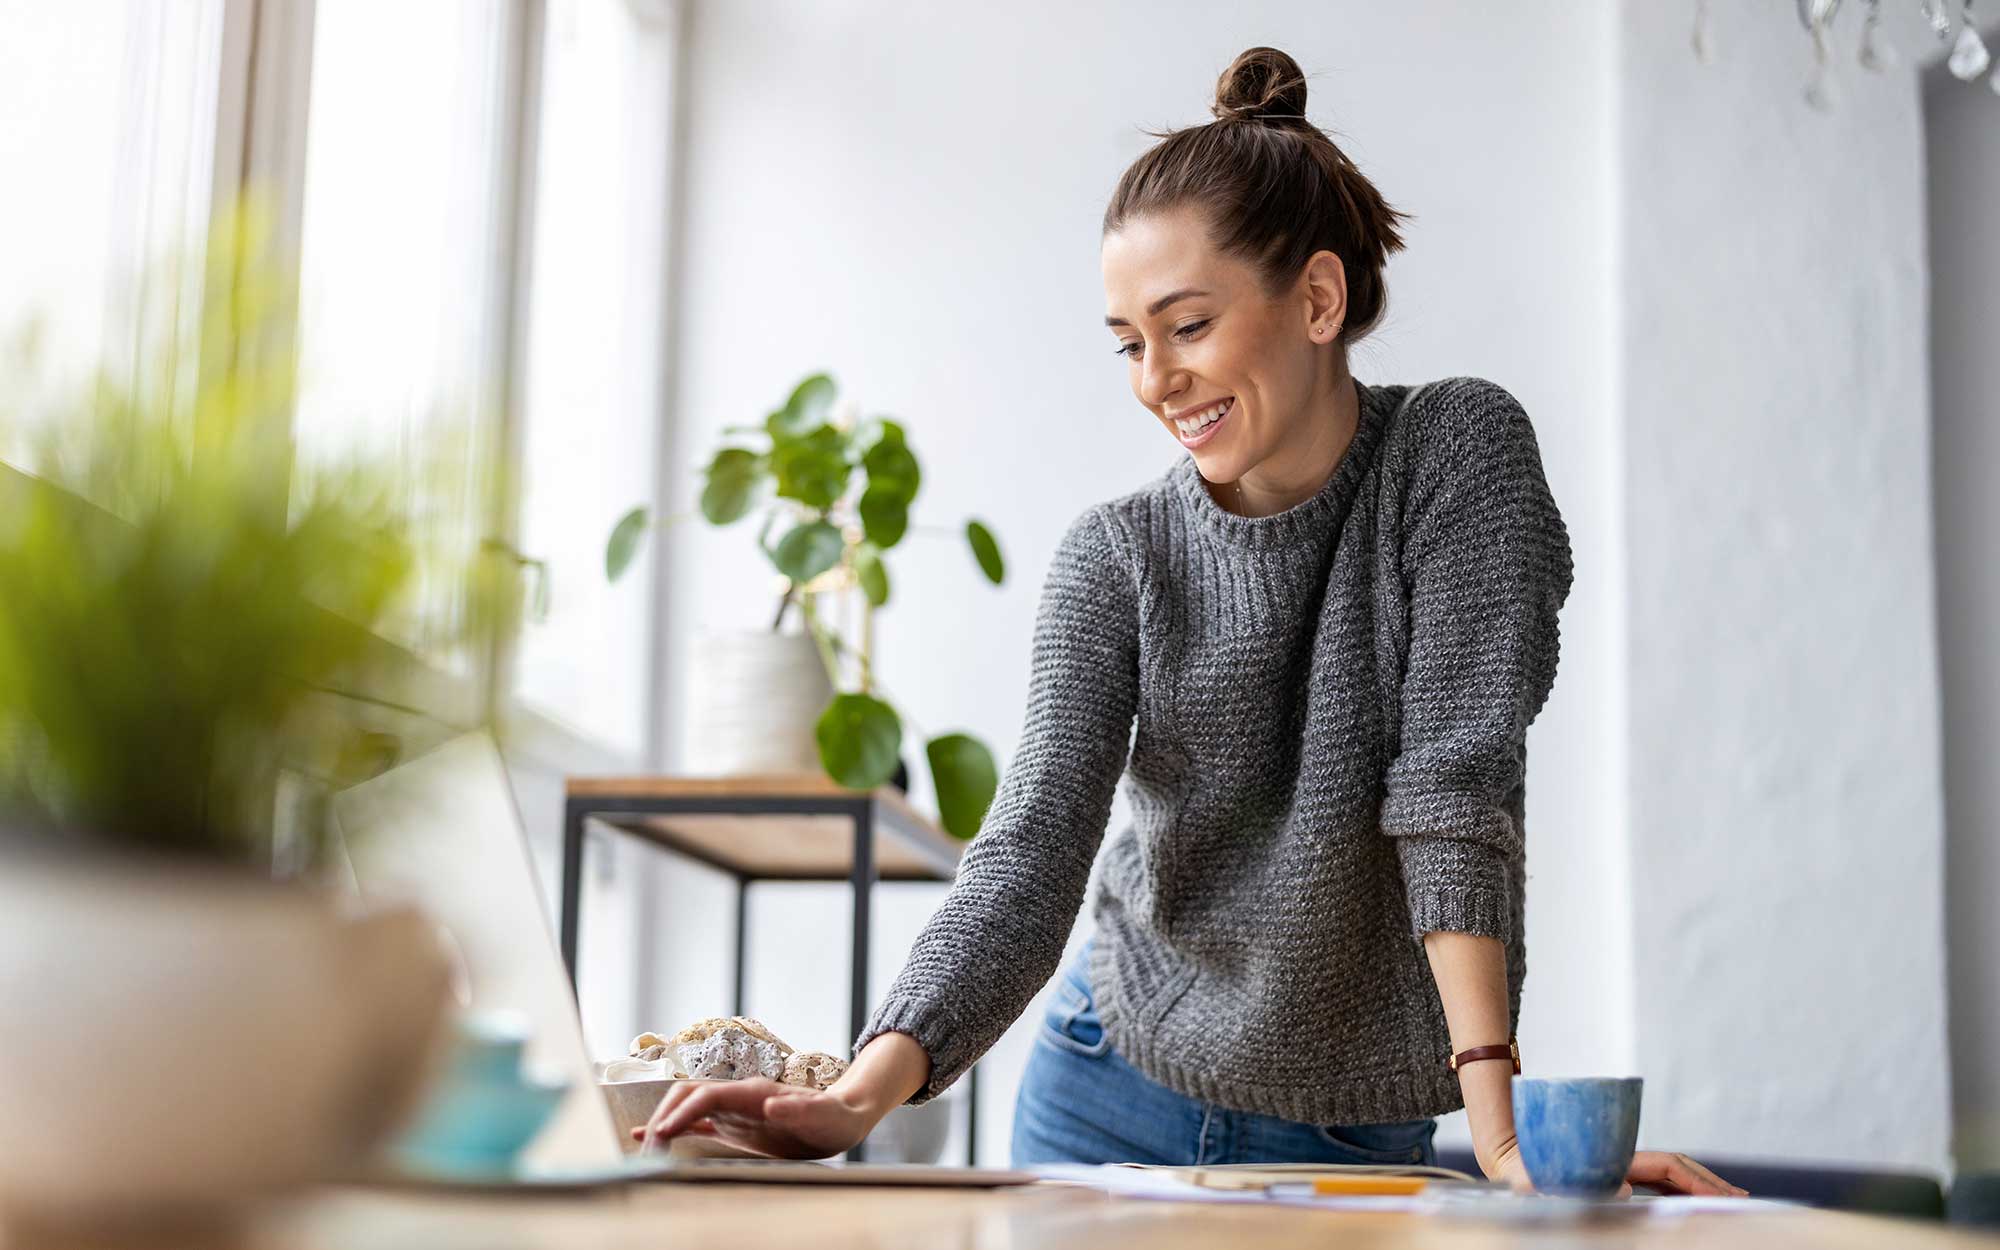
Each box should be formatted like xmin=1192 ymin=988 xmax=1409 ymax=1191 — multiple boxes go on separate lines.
xmin=1169 ymin=378 xmax=1396 ymax=550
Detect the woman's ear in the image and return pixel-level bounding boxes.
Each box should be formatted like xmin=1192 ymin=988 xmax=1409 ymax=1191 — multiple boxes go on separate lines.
xmin=1301 ymin=250 xmax=1349 ymax=340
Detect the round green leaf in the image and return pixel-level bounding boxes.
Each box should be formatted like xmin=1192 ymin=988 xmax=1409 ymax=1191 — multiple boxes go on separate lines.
xmin=604 ymin=507 xmax=649 ymax=581
xmin=771 ymin=520 xmax=846 ymax=584
xmin=769 ymin=373 xmax=837 ymax=439
xmin=816 ymin=693 xmax=902 ymax=789
xmin=854 ymin=416 xmax=905 ymax=451
xmin=927 ymin=733 xmax=999 ymax=839
xmin=858 ymin=486 xmax=909 ymax=549
xmin=854 ymin=542 xmax=889 ymax=607
xmin=862 ymin=437 xmax=921 ymax=502
xmin=700 ymin=447 xmax=763 ymax=524
xmin=965 ymin=519 xmax=1004 ymax=585
xmin=771 ymin=425 xmax=851 ymax=511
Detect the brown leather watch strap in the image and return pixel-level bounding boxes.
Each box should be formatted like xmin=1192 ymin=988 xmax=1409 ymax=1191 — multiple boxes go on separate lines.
xmin=1448 ymin=1039 xmax=1521 ymax=1074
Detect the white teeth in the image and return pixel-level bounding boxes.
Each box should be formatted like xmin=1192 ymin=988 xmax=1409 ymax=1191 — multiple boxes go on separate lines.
xmin=1174 ymin=399 xmax=1232 ymax=437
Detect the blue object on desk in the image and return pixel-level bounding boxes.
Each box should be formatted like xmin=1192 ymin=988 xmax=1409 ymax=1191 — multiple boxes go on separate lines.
xmin=391 ymin=1009 xmax=568 ymax=1179
xmin=1512 ymin=1077 xmax=1643 ymax=1198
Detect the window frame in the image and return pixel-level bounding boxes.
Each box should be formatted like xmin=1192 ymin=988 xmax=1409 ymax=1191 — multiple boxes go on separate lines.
xmin=210 ymin=0 xmax=678 ymax=773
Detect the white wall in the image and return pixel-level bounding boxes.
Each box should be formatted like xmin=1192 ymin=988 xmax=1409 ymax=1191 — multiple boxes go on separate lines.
xmin=1618 ymin=3 xmax=1952 ymax=1170
xmin=646 ymin=1 xmax=1626 ymax=1162
xmin=1925 ymin=42 xmax=2000 ymax=1172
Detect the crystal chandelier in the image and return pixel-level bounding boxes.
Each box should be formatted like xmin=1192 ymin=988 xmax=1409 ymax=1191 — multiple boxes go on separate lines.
xmin=1692 ymin=0 xmax=1998 ymax=109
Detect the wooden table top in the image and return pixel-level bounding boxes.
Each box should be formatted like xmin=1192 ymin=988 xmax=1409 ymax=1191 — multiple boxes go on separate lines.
xmin=32 ymin=1182 xmax=1993 ymax=1250
xmin=566 ymin=773 xmax=965 ymax=881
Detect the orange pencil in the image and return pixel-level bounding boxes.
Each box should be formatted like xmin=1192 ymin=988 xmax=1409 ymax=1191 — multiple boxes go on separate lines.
xmin=1267 ymin=1176 xmax=1431 ymax=1198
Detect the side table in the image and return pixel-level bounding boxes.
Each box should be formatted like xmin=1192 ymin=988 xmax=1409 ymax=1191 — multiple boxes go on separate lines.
xmin=559 ymin=774 xmax=973 ymax=1163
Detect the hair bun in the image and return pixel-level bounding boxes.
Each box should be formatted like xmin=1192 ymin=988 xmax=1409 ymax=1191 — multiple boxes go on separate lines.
xmin=1211 ymin=46 xmax=1309 ymax=124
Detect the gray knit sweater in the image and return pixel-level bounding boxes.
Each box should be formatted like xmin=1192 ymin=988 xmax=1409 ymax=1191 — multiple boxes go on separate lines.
xmin=857 ymin=376 xmax=1573 ymax=1125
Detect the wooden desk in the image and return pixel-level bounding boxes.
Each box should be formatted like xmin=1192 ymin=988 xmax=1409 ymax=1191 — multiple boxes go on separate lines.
xmin=31 ymin=1183 xmax=1994 ymax=1250
xmin=560 ymin=774 xmax=968 ymax=1161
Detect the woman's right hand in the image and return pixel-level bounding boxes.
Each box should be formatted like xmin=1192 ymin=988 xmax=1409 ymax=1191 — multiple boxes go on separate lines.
xmin=634 ymin=1029 xmax=932 ymax=1159
xmin=634 ymin=1077 xmax=879 ymax=1158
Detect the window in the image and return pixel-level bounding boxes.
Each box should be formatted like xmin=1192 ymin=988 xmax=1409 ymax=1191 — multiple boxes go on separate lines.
xmin=1 ymin=0 xmax=679 ymax=761
xmin=0 ymin=0 xmax=224 ymax=462
xmin=508 ymin=0 xmax=677 ymax=755
xmin=292 ymin=0 xmax=520 ymax=668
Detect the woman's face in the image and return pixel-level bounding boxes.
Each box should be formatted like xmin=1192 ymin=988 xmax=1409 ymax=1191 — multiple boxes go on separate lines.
xmin=1101 ymin=205 xmax=1339 ymax=486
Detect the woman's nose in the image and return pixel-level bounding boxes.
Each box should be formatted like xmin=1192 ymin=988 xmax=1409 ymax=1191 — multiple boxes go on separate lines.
xmin=1138 ymin=355 xmax=1183 ymax=408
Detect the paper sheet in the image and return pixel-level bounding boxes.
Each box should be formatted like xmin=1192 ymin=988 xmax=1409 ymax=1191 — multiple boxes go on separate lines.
xmin=1029 ymin=1164 xmax=1799 ymax=1220
xmin=1029 ymin=1164 xmax=1437 ymax=1213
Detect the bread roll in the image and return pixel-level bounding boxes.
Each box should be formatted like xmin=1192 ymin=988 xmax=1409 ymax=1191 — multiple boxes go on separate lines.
xmin=668 ymin=1016 xmax=793 ymax=1080
xmin=779 ymin=1051 xmax=849 ymax=1091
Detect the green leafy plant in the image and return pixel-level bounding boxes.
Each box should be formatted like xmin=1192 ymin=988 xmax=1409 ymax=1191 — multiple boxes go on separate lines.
xmin=0 ymin=205 xmax=509 ymax=866
xmin=607 ymin=373 xmax=1004 ymax=838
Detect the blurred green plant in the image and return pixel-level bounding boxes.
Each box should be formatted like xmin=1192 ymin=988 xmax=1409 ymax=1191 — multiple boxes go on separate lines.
xmin=606 ymin=373 xmax=1003 ymax=839
xmin=0 ymin=199 xmax=514 ymax=866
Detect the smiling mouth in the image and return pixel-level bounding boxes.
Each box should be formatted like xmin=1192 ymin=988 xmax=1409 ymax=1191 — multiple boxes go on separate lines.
xmin=1171 ymin=397 xmax=1234 ymax=445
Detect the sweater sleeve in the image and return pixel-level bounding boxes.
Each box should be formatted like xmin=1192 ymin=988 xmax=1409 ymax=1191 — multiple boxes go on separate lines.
xmin=1380 ymin=379 xmax=1574 ymax=941
xmin=855 ymin=505 xmax=1140 ymax=1101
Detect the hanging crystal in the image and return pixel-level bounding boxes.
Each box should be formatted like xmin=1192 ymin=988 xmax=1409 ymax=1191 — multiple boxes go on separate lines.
xmin=1797 ymin=0 xmax=1843 ymax=28
xmin=1948 ymin=1 xmax=1992 ymax=78
xmin=1693 ymin=0 xmax=1715 ymax=63
xmin=1806 ymin=16 xmax=1837 ymax=109
xmin=1922 ymin=0 xmax=1955 ymax=36
xmin=1860 ymin=0 xmax=1894 ymax=65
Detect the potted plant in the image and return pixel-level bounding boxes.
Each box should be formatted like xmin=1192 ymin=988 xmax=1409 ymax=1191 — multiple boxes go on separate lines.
xmin=606 ymin=373 xmax=1003 ymax=839
xmin=0 ymin=215 xmax=503 ymax=1231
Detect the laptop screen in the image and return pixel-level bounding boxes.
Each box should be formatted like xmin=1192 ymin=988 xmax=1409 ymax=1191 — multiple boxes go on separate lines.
xmin=331 ymin=732 xmax=624 ymax=1170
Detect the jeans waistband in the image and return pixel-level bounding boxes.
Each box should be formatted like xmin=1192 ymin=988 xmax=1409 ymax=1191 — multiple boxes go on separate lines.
xmin=1063 ymin=936 xmax=1096 ymax=999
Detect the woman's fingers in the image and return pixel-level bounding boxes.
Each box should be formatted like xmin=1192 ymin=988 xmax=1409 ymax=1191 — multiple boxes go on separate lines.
xmin=651 ymin=1079 xmax=787 ymax=1144
xmin=638 ymin=1079 xmax=703 ymax=1144
xmin=628 ymin=1081 xmax=864 ymax=1159
xmin=1628 ymin=1150 xmax=1749 ymax=1197
xmin=1667 ymin=1153 xmax=1746 ymax=1196
xmin=1681 ymin=1154 xmax=1749 ymax=1197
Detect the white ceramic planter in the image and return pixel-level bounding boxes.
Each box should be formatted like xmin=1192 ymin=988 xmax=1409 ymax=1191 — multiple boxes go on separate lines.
xmin=0 ymin=850 xmax=452 ymax=1230
xmin=865 ymin=1092 xmax=954 ymax=1164
xmin=683 ymin=627 xmax=835 ymax=776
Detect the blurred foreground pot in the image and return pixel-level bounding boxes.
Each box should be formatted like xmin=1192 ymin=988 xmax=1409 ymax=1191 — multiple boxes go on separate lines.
xmin=0 ymin=849 xmax=452 ymax=1231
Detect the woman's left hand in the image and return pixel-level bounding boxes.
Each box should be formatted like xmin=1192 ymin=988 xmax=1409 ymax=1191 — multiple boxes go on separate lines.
xmin=1623 ymin=1150 xmax=1748 ymax=1198
xmin=1479 ymin=1135 xmax=1535 ymax=1192
xmin=1483 ymin=1139 xmax=1747 ymax=1198
xmin=1489 ymin=1148 xmax=1534 ymax=1193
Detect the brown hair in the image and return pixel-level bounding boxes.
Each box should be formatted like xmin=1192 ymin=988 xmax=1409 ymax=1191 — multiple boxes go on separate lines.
xmin=1103 ymin=47 xmax=1409 ymax=344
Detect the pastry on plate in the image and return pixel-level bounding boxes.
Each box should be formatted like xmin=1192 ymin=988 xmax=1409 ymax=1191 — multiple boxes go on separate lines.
xmin=668 ymin=1016 xmax=793 ymax=1081
xmin=779 ymin=1051 xmax=849 ymax=1091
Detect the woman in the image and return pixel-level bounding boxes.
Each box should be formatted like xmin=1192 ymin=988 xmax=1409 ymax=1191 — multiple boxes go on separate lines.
xmin=642 ymin=47 xmax=1741 ymax=1197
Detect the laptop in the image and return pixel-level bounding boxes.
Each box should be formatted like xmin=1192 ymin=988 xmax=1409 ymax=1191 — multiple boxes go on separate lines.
xmin=330 ymin=732 xmax=1034 ymax=1188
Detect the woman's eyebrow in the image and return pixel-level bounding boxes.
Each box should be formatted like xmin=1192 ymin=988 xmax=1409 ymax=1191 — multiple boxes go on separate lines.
xmin=1104 ymin=288 xmax=1211 ymax=327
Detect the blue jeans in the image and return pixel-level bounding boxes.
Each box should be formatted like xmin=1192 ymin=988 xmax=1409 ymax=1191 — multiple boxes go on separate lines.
xmin=1011 ymin=945 xmax=1439 ymax=1168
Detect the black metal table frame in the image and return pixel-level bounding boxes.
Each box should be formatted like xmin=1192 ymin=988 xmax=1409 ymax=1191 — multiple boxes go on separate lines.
xmin=558 ymin=790 xmax=976 ymax=1165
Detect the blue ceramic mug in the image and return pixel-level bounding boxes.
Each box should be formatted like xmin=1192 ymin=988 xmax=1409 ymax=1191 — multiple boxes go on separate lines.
xmin=1511 ymin=1077 xmax=1643 ymax=1197
xmin=392 ymin=1009 xmax=568 ymax=1178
